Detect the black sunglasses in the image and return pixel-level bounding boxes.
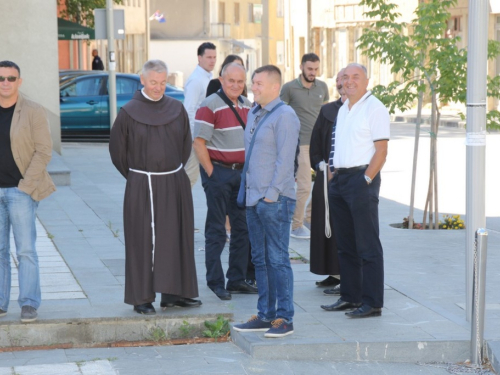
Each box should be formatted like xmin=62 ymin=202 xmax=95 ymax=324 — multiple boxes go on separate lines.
xmin=0 ymin=76 xmax=18 ymax=82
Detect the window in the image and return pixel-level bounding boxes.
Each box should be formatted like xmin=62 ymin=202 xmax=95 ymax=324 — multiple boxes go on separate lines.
xmin=355 ymin=28 xmax=363 ymax=64
xmin=116 ymin=78 xmax=139 ymax=95
xmin=326 ymin=29 xmax=335 ymax=78
xmin=253 ymin=4 xmax=263 ymax=24
xmin=234 ymin=2 xmax=240 ymax=24
xmin=446 ymin=16 xmax=461 ymax=38
xmin=338 ymin=29 xmax=347 ymax=72
xmin=248 ymin=4 xmax=254 ymax=23
xmin=277 ymin=0 xmax=284 ymax=17
xmin=277 ymin=41 xmax=284 ymax=65
xmin=299 ymin=37 xmax=305 ymax=62
xmin=61 ymin=78 xmax=102 ymax=97
xmin=219 ymin=2 xmax=226 ymax=23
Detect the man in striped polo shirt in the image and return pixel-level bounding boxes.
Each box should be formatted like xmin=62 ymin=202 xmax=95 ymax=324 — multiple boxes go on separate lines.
xmin=193 ymin=63 xmax=258 ymax=300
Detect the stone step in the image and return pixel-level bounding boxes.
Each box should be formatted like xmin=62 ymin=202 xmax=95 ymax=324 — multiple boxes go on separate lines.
xmin=0 ymin=313 xmax=231 ymax=349
xmin=231 ymin=329 xmax=471 ymax=363
xmin=47 ymin=150 xmax=71 ymax=186
xmin=390 ymin=114 xmax=464 ymax=128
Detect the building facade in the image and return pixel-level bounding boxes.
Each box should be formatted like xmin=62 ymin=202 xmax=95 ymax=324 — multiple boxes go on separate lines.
xmin=448 ymin=0 xmax=500 ymax=110
xmin=58 ymin=0 xmax=149 ymax=74
xmin=1 ymin=1 xmax=61 ymax=152
xmin=149 ymin=0 xmax=285 ymax=87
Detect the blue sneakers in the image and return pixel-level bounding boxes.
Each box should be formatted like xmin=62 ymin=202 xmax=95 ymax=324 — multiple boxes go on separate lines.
xmin=232 ymin=315 xmax=272 ymax=332
xmin=264 ymin=318 xmax=294 ymax=338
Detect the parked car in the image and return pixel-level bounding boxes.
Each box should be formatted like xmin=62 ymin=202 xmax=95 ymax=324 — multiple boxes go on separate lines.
xmin=59 ymin=72 xmax=184 ymax=134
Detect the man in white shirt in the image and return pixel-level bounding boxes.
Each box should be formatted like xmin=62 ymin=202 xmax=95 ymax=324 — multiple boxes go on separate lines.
xmin=183 ymin=42 xmax=217 ymax=187
xmin=320 ymin=63 xmax=389 ymax=318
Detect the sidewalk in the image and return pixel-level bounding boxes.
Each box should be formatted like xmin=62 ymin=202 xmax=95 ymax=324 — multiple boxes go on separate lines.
xmin=0 ymin=123 xmax=499 ymax=374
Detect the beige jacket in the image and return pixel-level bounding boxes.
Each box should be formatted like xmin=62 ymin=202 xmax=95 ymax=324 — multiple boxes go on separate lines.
xmin=10 ymin=94 xmax=56 ymax=201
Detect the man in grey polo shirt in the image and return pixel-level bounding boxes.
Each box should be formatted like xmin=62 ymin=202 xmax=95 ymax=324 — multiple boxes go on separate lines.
xmin=281 ymin=53 xmax=329 ymax=239
xmin=233 ymin=65 xmax=300 ymax=338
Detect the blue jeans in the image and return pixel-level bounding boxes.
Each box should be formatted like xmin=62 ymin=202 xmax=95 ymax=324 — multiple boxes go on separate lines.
xmin=0 ymin=187 xmax=40 ymax=310
xmin=246 ymin=196 xmax=295 ymax=323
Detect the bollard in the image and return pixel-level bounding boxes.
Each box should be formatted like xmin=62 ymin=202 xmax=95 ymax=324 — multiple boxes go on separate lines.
xmin=471 ymin=228 xmax=488 ymax=365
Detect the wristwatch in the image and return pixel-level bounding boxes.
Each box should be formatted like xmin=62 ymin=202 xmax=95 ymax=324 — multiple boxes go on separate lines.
xmin=364 ymin=175 xmax=372 ymax=185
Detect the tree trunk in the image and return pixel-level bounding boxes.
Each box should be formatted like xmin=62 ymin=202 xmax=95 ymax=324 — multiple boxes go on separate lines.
xmin=408 ymin=82 xmax=424 ymax=229
xmin=433 ymin=108 xmax=440 ymax=229
xmin=423 ymin=89 xmax=438 ymax=229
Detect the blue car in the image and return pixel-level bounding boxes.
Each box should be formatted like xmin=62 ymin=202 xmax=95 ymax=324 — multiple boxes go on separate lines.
xmin=60 ymin=72 xmax=184 ymax=134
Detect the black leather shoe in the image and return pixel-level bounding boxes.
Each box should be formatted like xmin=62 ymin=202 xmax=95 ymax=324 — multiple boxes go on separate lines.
xmin=212 ymin=287 xmax=232 ymax=300
xmin=316 ymin=276 xmax=340 ymax=287
xmin=323 ymin=284 xmax=341 ymax=296
xmin=245 ymin=279 xmax=257 ymax=288
xmin=161 ymin=298 xmax=202 ymax=308
xmin=321 ymin=298 xmax=361 ymax=311
xmin=345 ymin=304 xmax=382 ymax=318
xmin=227 ymin=282 xmax=258 ymax=294
xmin=133 ymin=302 xmax=156 ymax=315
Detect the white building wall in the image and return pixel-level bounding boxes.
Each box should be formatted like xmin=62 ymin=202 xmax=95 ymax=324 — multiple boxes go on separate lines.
xmin=0 ymin=1 xmax=61 ymax=152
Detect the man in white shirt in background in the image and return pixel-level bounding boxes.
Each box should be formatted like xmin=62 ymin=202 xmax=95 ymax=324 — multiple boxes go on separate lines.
xmin=183 ymin=42 xmax=217 ymax=187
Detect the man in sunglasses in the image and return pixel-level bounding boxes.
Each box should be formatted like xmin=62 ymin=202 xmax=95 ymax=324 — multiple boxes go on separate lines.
xmin=0 ymin=61 xmax=55 ymax=323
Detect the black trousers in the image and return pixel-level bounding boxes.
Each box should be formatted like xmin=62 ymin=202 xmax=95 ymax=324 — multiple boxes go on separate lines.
xmin=329 ymin=169 xmax=384 ymax=308
xmin=200 ymin=164 xmax=250 ymax=289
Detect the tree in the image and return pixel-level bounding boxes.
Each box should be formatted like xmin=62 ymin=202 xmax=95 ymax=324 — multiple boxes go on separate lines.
xmin=58 ymin=0 xmax=123 ymax=27
xmin=358 ymin=0 xmax=500 ymax=229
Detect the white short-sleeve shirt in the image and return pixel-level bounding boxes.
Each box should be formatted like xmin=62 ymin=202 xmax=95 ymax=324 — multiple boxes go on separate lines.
xmin=333 ymin=91 xmax=390 ymax=168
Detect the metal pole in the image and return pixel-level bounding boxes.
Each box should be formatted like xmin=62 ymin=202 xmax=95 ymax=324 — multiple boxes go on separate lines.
xmin=471 ymin=228 xmax=488 ymax=365
xmin=78 ymin=40 xmax=83 ymax=69
xmin=465 ymin=0 xmax=488 ymax=322
xmin=107 ymin=0 xmax=117 ymax=126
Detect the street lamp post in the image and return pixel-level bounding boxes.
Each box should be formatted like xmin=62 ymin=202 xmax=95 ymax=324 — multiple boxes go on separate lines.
xmin=465 ymin=0 xmax=488 ymax=322
xmin=106 ymin=0 xmax=117 ymax=126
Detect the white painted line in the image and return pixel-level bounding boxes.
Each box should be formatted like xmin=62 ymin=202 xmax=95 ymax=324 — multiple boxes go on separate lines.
xmin=80 ymin=360 xmax=119 ymax=375
xmin=8 ymin=218 xmax=86 ymax=301
xmin=2 ymin=360 xmax=119 ymax=375
xmin=13 ymin=363 xmax=80 ymax=375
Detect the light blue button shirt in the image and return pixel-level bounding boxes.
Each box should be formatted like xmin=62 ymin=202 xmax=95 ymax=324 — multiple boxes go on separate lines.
xmin=244 ymin=97 xmax=300 ymax=206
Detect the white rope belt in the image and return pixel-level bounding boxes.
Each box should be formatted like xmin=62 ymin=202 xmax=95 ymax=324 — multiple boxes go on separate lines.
xmin=319 ymin=161 xmax=332 ymax=238
xmin=129 ymin=163 xmax=183 ymax=270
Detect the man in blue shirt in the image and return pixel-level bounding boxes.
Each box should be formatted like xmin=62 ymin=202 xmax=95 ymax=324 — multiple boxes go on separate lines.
xmin=233 ymin=65 xmax=300 ymax=338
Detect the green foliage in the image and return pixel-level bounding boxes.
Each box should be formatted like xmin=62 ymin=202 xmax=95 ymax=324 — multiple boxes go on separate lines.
xmin=59 ymin=0 xmax=123 ymax=27
xmin=439 ymin=214 xmax=465 ymax=230
xmin=179 ymin=320 xmax=195 ymax=338
xmin=358 ymin=0 xmax=500 ymax=129
xmin=202 ymin=316 xmax=230 ymax=341
xmin=147 ymin=326 xmax=167 ymax=342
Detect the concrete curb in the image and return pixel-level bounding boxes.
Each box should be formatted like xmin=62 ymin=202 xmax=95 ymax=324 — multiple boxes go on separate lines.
xmin=0 ymin=313 xmax=232 ymax=349
xmin=390 ymin=114 xmax=465 ymax=128
xmin=47 ymin=151 xmax=71 ymax=186
xmin=487 ymin=340 xmax=500 ymax=373
xmin=231 ymin=329 xmax=470 ymax=363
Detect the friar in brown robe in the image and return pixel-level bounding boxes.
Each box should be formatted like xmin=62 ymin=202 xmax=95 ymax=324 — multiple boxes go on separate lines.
xmin=109 ymin=60 xmax=200 ymax=314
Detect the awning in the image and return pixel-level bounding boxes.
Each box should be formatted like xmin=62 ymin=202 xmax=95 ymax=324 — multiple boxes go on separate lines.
xmin=223 ymin=39 xmax=254 ymax=50
xmin=58 ymin=18 xmax=95 ymax=40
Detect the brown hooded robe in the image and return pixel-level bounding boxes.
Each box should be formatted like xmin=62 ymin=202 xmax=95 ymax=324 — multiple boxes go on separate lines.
xmin=309 ymin=98 xmax=342 ymax=276
xmin=109 ymin=91 xmax=198 ymax=305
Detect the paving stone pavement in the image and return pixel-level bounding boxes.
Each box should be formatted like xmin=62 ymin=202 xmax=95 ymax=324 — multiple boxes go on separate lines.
xmin=1 ymin=123 xmax=499 ymax=373
xmin=0 ymin=344 xmax=476 ymax=375
xmin=9 ymin=220 xmax=85 ymax=303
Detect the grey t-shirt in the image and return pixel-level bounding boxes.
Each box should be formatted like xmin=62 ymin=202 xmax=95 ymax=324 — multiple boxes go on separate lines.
xmin=280 ymin=77 xmax=329 ymax=146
